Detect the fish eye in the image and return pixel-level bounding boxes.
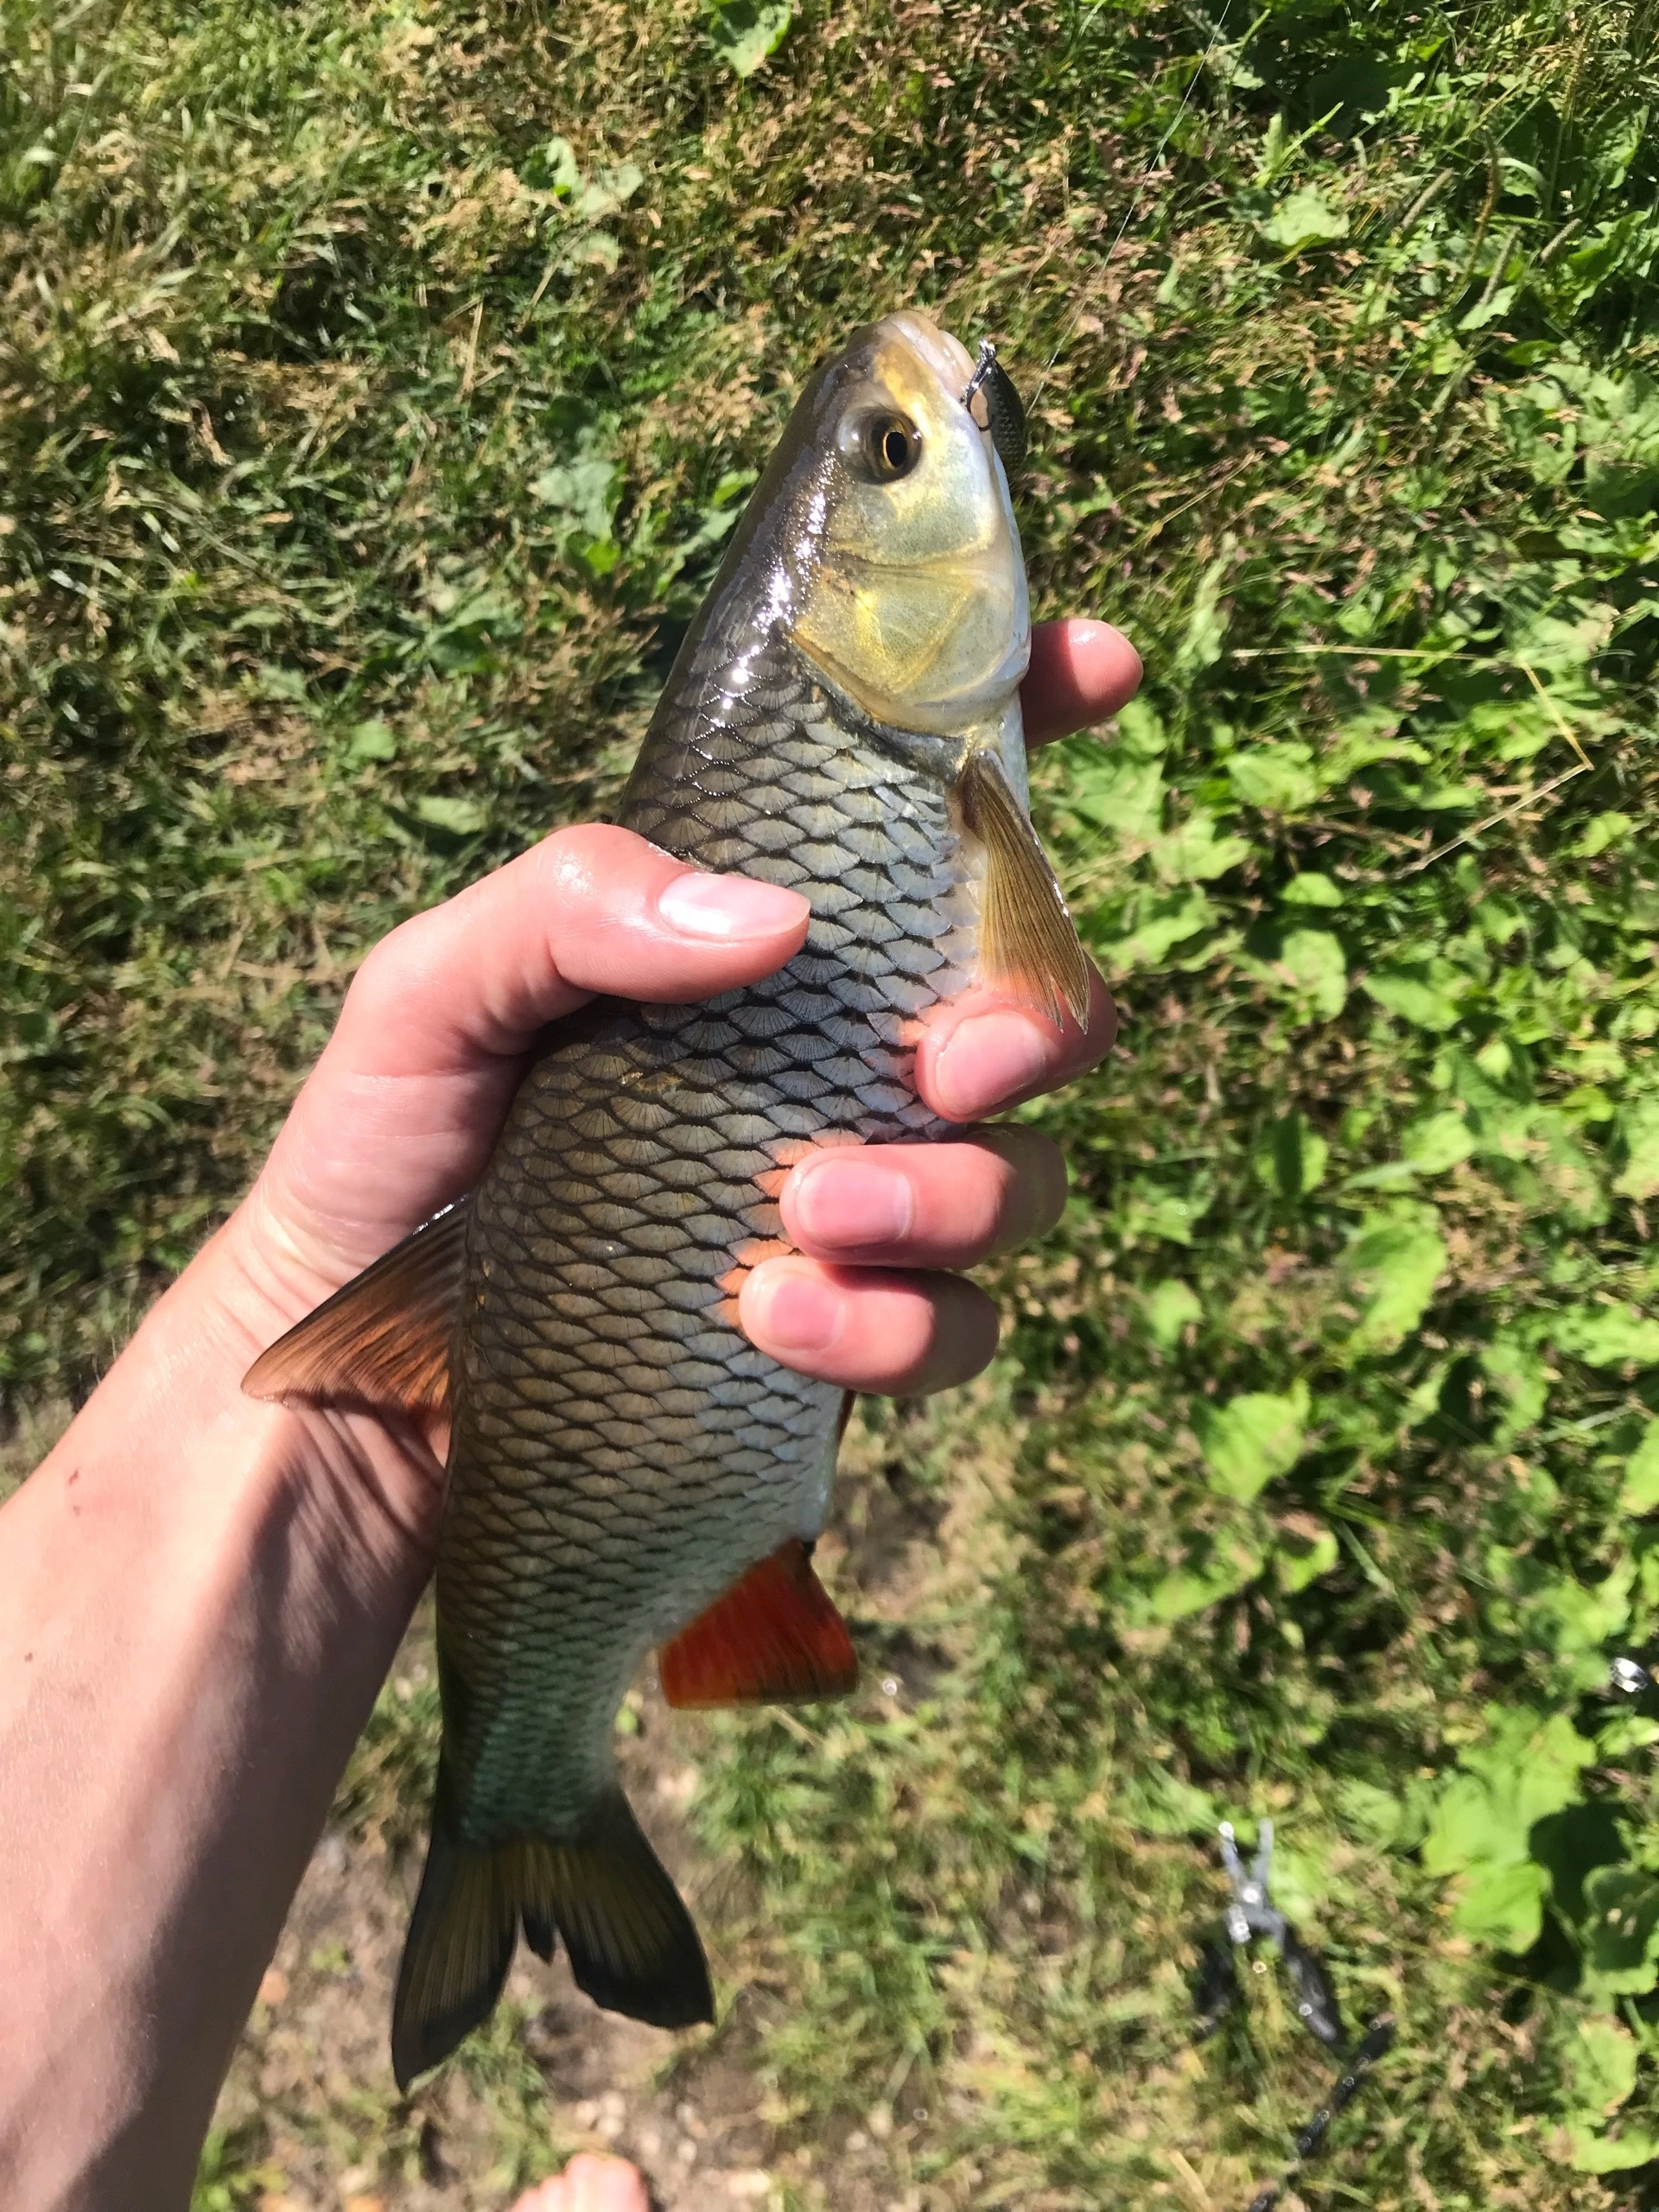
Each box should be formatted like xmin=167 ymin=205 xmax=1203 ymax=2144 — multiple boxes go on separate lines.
xmin=846 ymin=410 xmax=921 ymax=483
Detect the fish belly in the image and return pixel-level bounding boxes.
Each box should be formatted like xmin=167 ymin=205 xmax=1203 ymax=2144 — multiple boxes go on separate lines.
xmin=435 ymin=706 xmax=979 ymax=1844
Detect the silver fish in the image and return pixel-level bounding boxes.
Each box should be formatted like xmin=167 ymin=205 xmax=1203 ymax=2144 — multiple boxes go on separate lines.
xmin=245 ymin=312 xmax=1090 ymax=2084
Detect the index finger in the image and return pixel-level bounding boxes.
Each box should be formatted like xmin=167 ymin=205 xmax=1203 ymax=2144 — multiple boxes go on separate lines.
xmin=1022 ymin=618 xmax=1142 ymax=747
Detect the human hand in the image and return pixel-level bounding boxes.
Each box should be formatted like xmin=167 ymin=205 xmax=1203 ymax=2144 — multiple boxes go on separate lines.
xmin=512 ymin=2154 xmax=650 ymax=2212
xmin=0 ymin=622 xmax=1135 ymax=2203
xmin=226 ymin=616 xmax=1138 ymax=1531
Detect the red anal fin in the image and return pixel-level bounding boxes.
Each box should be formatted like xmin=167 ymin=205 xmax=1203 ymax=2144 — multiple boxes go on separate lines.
xmin=659 ymin=1539 xmax=857 ymax=1709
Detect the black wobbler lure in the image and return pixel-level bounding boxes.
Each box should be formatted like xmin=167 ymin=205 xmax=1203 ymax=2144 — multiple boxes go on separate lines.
xmin=962 ymin=338 xmax=1028 ymax=475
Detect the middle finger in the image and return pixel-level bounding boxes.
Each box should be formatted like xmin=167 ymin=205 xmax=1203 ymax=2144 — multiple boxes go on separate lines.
xmin=780 ymin=1128 xmax=1068 ymax=1269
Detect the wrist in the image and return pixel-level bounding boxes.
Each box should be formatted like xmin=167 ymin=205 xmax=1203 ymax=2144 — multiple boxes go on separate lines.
xmin=0 ymin=1235 xmax=438 ymax=2207
xmin=130 ymin=1198 xmax=449 ymax=1577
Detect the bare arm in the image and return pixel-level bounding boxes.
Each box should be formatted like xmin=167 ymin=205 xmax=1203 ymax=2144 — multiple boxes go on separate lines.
xmin=0 ymin=620 xmax=1139 ymax=2212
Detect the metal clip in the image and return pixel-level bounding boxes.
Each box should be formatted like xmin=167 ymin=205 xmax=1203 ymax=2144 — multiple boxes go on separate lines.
xmin=1219 ymin=1819 xmax=1287 ymax=1948
xmin=959 ymin=338 xmax=999 ymax=410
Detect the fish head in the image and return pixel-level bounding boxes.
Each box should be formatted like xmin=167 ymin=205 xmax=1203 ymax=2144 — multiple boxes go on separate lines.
xmin=783 ymin=311 xmax=1030 ymax=738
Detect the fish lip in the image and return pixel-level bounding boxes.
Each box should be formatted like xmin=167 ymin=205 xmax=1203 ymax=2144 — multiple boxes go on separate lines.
xmin=870 ymin=308 xmax=978 ymax=396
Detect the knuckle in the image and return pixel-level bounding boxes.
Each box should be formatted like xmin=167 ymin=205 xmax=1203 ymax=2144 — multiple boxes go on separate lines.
xmin=537 ymin=821 xmax=653 ymax=896
xmin=343 ymin=919 xmax=423 ymax=1021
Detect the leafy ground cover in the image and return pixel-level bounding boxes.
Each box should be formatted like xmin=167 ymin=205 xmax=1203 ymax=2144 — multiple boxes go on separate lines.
xmin=6 ymin=0 xmax=1659 ymax=2203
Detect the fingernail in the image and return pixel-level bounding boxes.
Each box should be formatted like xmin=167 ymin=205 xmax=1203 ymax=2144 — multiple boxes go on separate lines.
xmin=749 ymin=1266 xmax=843 ymax=1354
xmin=793 ymin=1157 xmax=912 ymax=1251
xmin=933 ymin=1013 xmax=1053 ymax=1121
xmin=657 ymin=871 xmax=810 ymax=940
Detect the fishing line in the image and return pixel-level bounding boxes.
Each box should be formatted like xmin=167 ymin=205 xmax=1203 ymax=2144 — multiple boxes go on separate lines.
xmin=1025 ymin=0 xmax=1241 ymax=416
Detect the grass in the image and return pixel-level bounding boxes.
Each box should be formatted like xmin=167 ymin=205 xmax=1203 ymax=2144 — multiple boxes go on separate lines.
xmin=6 ymin=0 xmax=1659 ymax=2202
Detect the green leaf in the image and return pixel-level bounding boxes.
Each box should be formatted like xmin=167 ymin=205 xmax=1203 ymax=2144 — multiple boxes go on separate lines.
xmin=1253 ymin=1110 xmax=1329 ymax=1198
xmin=410 ymin=794 xmax=489 ymax=836
xmin=531 ymin=454 xmax=619 ymax=542
xmin=1275 ymin=1516 xmax=1338 ymax=1592
xmin=1146 ymin=1279 xmax=1202 ymax=1349
xmin=419 ymin=588 xmax=524 ymax=673
xmin=1565 ymin=2122 xmax=1659 ymax=2175
xmin=1099 ymin=888 xmax=1215 ymax=974
xmin=1341 ymin=1205 xmax=1447 ymax=1353
xmin=1069 ymin=750 xmax=1165 ymax=842
xmin=345 ymin=717 xmax=396 ymax=764
xmin=1565 ymin=2013 xmax=1640 ymax=2116
xmin=1336 ymin=1778 xmax=1405 ymax=1848
xmin=1402 ymin=1109 xmax=1476 ymax=1175
xmin=709 ymin=0 xmax=794 ymax=76
xmin=1120 ymin=1183 xmax=1211 ymax=1246
xmin=1143 ymin=1527 xmax=1268 ymax=1622
xmin=527 ymin=135 xmax=583 ymax=195
xmin=1151 ymin=810 xmax=1250 ymax=883
xmin=1113 ymin=696 xmax=1167 ymax=759
xmin=1280 ymin=872 xmax=1344 ymax=906
xmin=1363 ymin=963 xmax=1466 ymax=1032
xmin=1249 ymin=928 xmax=1348 ymax=1020
xmin=1174 ymin=554 xmax=1230 ymax=675
xmin=1227 ymin=741 xmax=1319 ymax=812
xmin=1554 ymin=1304 xmax=1659 ymax=1370
xmin=1622 ymin=1421 xmax=1659 ymax=1512
xmin=1201 ymin=1383 xmax=1309 ymax=1502
xmin=1491 ymin=1554 xmax=1632 ymax=1669
xmin=1448 ymin=1857 xmax=1549 ymax=1949
xmin=1614 ymin=1099 xmax=1659 ymax=1200
xmin=1122 ymin=1767 xmax=1220 ymax=1838
xmin=1424 ymin=1706 xmax=1595 ymax=1947
xmin=1259 ymin=186 xmax=1350 ymax=251
xmin=1573 ymin=810 xmax=1634 ymax=858
xmin=1480 ymin=1330 xmax=1550 ymax=1441
xmin=1582 ymin=1866 xmax=1659 ymax=1993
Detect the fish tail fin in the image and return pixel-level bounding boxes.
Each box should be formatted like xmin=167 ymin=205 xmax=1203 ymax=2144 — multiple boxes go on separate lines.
xmin=391 ymin=1788 xmax=713 ymax=2084
xmin=537 ymin=1786 xmax=715 ymax=2031
xmin=391 ymin=1811 xmax=517 ymax=2091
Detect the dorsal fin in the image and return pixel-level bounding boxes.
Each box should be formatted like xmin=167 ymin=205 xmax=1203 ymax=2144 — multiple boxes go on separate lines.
xmin=241 ymin=1198 xmax=470 ymax=1416
xmin=658 ymin=1538 xmax=858 ymax=1708
xmin=957 ymin=747 xmax=1092 ymax=1031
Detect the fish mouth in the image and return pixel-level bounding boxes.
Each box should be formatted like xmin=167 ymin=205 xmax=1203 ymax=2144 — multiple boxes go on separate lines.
xmin=874 ymin=309 xmax=977 ymax=397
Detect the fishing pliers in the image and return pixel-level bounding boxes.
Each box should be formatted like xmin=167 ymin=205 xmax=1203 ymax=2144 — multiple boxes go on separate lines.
xmin=1192 ymin=1819 xmax=1344 ymax=2050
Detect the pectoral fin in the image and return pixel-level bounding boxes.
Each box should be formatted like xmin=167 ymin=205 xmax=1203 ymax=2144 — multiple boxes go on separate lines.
xmin=957 ymin=747 xmax=1092 ymax=1030
xmin=241 ymin=1198 xmax=470 ymax=1416
xmin=659 ymin=1538 xmax=858 ymax=1707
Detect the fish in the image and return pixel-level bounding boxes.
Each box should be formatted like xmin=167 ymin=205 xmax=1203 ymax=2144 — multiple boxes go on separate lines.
xmin=243 ymin=310 xmax=1091 ymax=2088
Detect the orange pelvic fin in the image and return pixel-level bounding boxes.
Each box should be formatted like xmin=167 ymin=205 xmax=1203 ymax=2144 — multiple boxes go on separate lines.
xmin=658 ymin=1538 xmax=858 ymax=1708
xmin=241 ymin=1197 xmax=469 ymax=1417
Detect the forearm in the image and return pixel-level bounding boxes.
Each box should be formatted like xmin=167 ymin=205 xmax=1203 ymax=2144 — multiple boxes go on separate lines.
xmin=0 ymin=1223 xmax=435 ymax=2212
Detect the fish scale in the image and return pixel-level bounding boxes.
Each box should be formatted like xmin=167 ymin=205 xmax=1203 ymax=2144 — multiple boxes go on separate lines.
xmin=439 ymin=633 xmax=976 ymax=1840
